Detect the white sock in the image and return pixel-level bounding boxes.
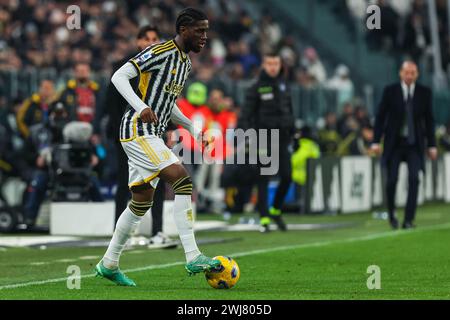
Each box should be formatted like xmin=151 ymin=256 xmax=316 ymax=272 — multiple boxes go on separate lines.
xmin=102 ymin=206 xmax=143 ymax=269
xmin=173 ymin=195 xmax=201 ymax=262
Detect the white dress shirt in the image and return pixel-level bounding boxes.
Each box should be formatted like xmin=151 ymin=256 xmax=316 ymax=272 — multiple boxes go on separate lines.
xmin=401 ymin=81 xmax=415 ymax=101
xmin=400 ymin=81 xmax=415 ymax=137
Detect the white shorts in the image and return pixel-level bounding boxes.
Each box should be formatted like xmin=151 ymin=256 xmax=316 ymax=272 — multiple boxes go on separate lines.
xmin=121 ymin=135 xmax=179 ymax=189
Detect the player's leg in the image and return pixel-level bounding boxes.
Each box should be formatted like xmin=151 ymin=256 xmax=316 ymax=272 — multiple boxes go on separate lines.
xmin=269 ymin=138 xmax=290 ymax=231
xmin=385 ymin=151 xmax=401 ymax=229
xmin=257 ymin=174 xmax=271 ymax=233
xmin=96 ymin=184 xmax=154 ymax=286
xmin=148 ymin=181 xmax=177 ymax=248
xmin=151 ymin=181 xmax=164 ymax=237
xmin=158 ymin=162 xmax=220 ymax=275
xmin=404 ymin=149 xmax=421 ymax=228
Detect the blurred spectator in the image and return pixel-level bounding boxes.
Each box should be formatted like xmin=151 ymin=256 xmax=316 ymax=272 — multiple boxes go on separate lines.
xmin=16 ymin=79 xmax=57 ymax=139
xmin=336 ymin=122 xmax=373 ymax=156
xmin=258 ymin=11 xmax=282 ymax=54
xmin=295 ymin=66 xmax=316 ymax=89
xmin=237 ymin=40 xmax=260 ymax=77
xmin=278 ymin=36 xmax=298 ymax=81
xmin=318 ymin=112 xmax=342 ymax=156
xmin=58 ymin=63 xmax=101 ymax=133
xmin=177 ymin=82 xmax=212 ymax=165
xmin=401 ymin=7 xmax=430 ymax=62
xmin=326 ymin=65 xmax=355 ymax=108
xmin=354 ymin=105 xmax=371 ymax=128
xmin=291 ymin=125 xmax=320 ymax=214
xmin=349 ymin=124 xmax=375 ymax=155
xmin=301 ymin=47 xmax=327 ymax=85
xmin=337 ymin=102 xmax=357 ymax=137
xmin=196 ymin=89 xmax=237 ymax=213
xmin=346 ymin=0 xmax=370 ymax=21
xmin=291 ymin=126 xmax=321 ymax=187
xmin=366 ymin=0 xmax=400 ymax=51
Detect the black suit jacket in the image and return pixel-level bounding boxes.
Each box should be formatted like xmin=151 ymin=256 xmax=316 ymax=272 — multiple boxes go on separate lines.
xmin=105 ymin=53 xmax=139 ymax=140
xmin=374 ymin=82 xmax=436 ymax=169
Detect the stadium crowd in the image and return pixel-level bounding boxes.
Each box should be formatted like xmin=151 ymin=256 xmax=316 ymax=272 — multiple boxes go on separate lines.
xmin=1 ymin=0 xmax=450 ymax=222
xmin=336 ymin=0 xmax=450 ymax=70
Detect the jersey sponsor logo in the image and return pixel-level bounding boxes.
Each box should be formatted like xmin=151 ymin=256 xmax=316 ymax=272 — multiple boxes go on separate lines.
xmin=164 ymin=80 xmax=184 ymax=96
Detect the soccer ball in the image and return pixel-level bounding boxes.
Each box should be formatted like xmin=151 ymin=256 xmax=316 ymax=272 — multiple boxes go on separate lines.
xmin=205 ymin=256 xmax=240 ymax=289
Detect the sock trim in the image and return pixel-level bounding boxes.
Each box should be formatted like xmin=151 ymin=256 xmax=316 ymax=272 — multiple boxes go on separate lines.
xmin=129 ymin=199 xmax=152 ymax=216
xmin=173 ymin=176 xmax=193 ymax=195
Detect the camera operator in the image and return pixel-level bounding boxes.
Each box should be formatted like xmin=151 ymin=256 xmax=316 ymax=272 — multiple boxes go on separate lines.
xmin=22 ymin=102 xmax=103 ymax=229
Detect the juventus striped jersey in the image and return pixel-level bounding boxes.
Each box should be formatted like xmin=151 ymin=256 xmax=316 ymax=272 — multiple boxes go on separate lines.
xmin=119 ymin=39 xmax=192 ymax=141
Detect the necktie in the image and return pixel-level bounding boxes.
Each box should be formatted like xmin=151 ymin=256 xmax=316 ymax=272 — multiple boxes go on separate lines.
xmin=406 ymin=89 xmax=415 ymax=145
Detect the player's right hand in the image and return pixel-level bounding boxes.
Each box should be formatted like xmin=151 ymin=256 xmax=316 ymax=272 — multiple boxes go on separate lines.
xmin=140 ymin=107 xmax=158 ymax=123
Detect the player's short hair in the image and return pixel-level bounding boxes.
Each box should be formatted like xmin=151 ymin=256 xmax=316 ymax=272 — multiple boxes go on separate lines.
xmin=176 ymin=7 xmax=208 ymax=34
xmin=137 ymin=25 xmax=160 ymax=39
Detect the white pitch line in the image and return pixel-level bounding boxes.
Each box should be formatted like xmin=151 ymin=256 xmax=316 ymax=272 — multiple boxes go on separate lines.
xmin=78 ymin=256 xmax=100 ymax=260
xmin=54 ymin=259 xmax=77 ymax=263
xmin=1 ymin=222 xmax=450 ymax=291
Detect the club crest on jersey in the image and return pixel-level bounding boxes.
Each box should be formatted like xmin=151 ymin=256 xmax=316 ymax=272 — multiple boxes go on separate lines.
xmin=164 ymin=80 xmax=184 ymax=96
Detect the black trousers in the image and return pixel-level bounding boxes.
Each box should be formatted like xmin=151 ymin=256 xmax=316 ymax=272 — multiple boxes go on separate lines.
xmin=114 ymin=141 xmax=130 ymax=222
xmin=151 ymin=180 xmax=165 ymax=236
xmin=256 ymin=130 xmax=292 ymax=218
xmin=385 ymin=139 xmax=421 ymax=223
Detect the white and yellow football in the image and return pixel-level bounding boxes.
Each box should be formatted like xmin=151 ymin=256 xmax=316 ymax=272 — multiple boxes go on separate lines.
xmin=205 ymin=256 xmax=240 ymax=289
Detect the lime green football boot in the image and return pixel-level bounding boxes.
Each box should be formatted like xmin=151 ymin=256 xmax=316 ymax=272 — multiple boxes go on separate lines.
xmin=185 ymin=254 xmax=221 ymax=276
xmin=94 ymin=261 xmax=136 ymax=287
xmin=269 ymin=207 xmax=287 ymax=231
xmin=260 ymin=216 xmax=271 ymax=233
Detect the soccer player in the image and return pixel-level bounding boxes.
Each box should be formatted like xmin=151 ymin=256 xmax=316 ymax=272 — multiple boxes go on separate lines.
xmin=95 ymin=8 xmax=220 ymax=286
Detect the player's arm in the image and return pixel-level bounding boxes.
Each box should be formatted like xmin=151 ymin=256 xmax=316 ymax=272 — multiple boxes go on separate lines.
xmin=171 ymin=102 xmax=201 ymax=139
xmin=111 ymin=62 xmax=157 ymax=123
xmin=171 ymin=103 xmax=212 ymax=147
xmin=371 ymin=85 xmax=390 ymax=155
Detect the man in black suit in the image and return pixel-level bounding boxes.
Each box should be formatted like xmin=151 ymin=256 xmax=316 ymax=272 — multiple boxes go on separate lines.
xmin=371 ymin=61 xmax=437 ymax=229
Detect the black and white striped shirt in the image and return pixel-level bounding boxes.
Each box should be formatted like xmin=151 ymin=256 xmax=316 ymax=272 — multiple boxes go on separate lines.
xmin=119 ymin=39 xmax=192 ymax=141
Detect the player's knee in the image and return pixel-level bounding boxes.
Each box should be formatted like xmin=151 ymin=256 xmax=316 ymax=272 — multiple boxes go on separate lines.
xmin=129 ymin=182 xmax=154 ymax=193
xmin=172 ymin=176 xmax=193 ymax=195
xmin=128 ymin=199 xmax=153 ymax=216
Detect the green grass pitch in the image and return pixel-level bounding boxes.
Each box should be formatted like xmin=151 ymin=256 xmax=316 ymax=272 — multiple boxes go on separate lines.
xmin=1 ymin=203 xmax=450 ymax=300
